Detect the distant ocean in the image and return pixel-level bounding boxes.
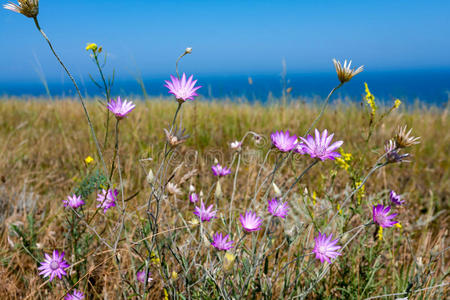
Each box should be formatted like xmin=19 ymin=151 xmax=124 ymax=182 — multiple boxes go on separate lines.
xmin=1 ymin=69 xmax=449 ymax=106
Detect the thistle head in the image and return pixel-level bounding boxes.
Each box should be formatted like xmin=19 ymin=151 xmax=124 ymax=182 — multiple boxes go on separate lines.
xmin=4 ymin=0 xmax=39 ymax=18
xmin=394 ymin=125 xmax=420 ymax=148
xmin=164 ymin=127 xmax=189 ymax=147
xmin=332 ymin=59 xmax=364 ymax=84
xmin=385 ymin=139 xmax=410 ymax=163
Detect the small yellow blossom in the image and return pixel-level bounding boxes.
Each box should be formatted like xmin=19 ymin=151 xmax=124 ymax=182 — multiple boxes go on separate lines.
xmin=171 ymin=271 xmax=178 ymax=280
xmin=364 ymin=82 xmax=377 ymax=116
xmin=312 ymin=191 xmax=317 ymax=206
xmin=337 ymin=204 xmax=342 ymax=216
xmin=394 ymin=223 xmax=402 ymax=229
xmin=393 ymin=99 xmax=401 ymax=109
xmin=377 ymin=226 xmax=383 ymax=241
xmin=164 ymin=289 xmax=169 ymax=300
xmin=223 ymin=253 xmax=235 ymax=272
xmin=85 ymin=43 xmax=98 ymax=52
xmin=355 ymin=180 xmax=365 ymax=205
xmin=84 ymin=156 xmax=94 ymax=164
xmin=150 ymin=251 xmax=160 ymax=265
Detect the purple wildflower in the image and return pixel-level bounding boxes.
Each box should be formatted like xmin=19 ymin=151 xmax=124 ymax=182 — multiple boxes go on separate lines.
xmin=96 ymin=189 xmax=118 ymax=213
xmin=38 ymin=250 xmax=69 ymax=281
xmin=372 ymin=204 xmax=398 ymax=228
xmin=211 ymin=232 xmax=234 ymax=251
xmin=389 ymin=190 xmax=405 ymax=205
xmin=65 ymin=290 xmax=85 ymax=300
xmin=300 ymin=129 xmax=343 ymax=161
xmin=294 ymin=142 xmax=307 ymax=154
xmin=107 ymin=97 xmax=135 ymax=119
xmin=164 ymin=73 xmax=202 ymax=102
xmin=136 ymin=270 xmax=153 ymax=284
xmin=271 ymin=130 xmax=298 ymax=152
xmin=193 ymin=201 xmax=217 ymax=222
xmin=63 ymin=194 xmax=85 ymax=209
xmin=212 ymin=164 xmax=231 ymax=177
xmin=312 ymin=232 xmax=342 ymax=263
xmin=239 ymin=210 xmax=263 ymax=232
xmin=189 ymin=192 xmax=199 ymax=203
xmin=267 ymin=198 xmax=289 ymax=218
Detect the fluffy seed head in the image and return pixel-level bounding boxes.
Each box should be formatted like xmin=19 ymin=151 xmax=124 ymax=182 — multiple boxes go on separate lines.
xmin=313 ymin=232 xmax=342 ymax=263
xmin=332 ymin=59 xmax=364 ymax=83
xmin=4 ymin=0 xmax=39 ymax=18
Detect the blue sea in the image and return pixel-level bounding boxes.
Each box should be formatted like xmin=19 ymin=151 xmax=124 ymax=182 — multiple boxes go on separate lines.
xmin=1 ymin=69 xmax=449 ymax=106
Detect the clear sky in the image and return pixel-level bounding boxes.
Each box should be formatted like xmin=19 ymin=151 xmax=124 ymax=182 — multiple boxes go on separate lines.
xmin=0 ymin=0 xmax=449 ymax=82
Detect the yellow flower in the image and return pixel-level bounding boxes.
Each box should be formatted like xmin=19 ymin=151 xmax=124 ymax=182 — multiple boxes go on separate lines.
xmin=394 ymin=223 xmax=402 ymax=229
xmin=364 ymin=82 xmax=377 ymax=116
xmin=150 ymin=251 xmax=160 ymax=265
xmin=85 ymin=43 xmax=98 ymax=52
xmin=84 ymin=156 xmax=94 ymax=164
xmin=171 ymin=271 xmax=178 ymax=280
xmin=355 ymin=180 xmax=365 ymax=205
xmin=394 ymin=99 xmax=401 ymax=109
xmin=223 ymin=253 xmax=235 ymax=272
xmin=312 ymin=191 xmax=317 ymax=206
xmin=377 ymin=226 xmax=383 ymax=241
xmin=337 ymin=204 xmax=342 ymax=216
xmin=164 ymin=289 xmax=169 ymax=300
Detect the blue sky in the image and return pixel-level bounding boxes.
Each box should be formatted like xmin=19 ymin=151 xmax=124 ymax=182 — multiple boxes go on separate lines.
xmin=0 ymin=0 xmax=449 ymax=82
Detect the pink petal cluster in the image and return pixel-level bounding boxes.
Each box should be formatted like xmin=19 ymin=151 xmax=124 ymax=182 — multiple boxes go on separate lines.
xmin=389 ymin=190 xmax=405 ymax=205
xmin=63 ymin=194 xmax=85 ymax=209
xmin=96 ymin=189 xmax=118 ymax=213
xmin=300 ymin=129 xmax=343 ymax=161
xmin=372 ymin=204 xmax=398 ymax=228
xmin=271 ymin=130 xmax=298 ymax=152
xmin=312 ymin=232 xmax=341 ymax=263
xmin=211 ymin=232 xmax=234 ymax=251
xmin=107 ymin=97 xmax=135 ymax=119
xmin=136 ymin=270 xmax=153 ymax=284
xmin=189 ymin=192 xmax=199 ymax=203
xmin=267 ymin=198 xmax=289 ymax=218
xmin=38 ymin=250 xmax=70 ymax=281
xmin=193 ymin=201 xmax=217 ymax=222
xmin=240 ymin=210 xmax=263 ymax=232
xmin=212 ymin=164 xmax=232 ymax=177
xmin=164 ymin=73 xmax=202 ymax=102
xmin=65 ymin=290 xmax=85 ymax=300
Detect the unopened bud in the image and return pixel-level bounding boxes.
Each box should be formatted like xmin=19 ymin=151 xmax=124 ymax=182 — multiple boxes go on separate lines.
xmin=185 ymin=47 xmax=192 ymax=54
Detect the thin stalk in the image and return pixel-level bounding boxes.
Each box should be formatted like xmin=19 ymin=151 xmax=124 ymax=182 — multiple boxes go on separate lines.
xmin=282 ymin=160 xmax=319 ymax=199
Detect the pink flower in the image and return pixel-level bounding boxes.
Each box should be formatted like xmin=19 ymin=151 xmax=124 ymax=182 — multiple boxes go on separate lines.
xmin=136 ymin=270 xmax=153 ymax=284
xmin=164 ymin=73 xmax=202 ymax=102
xmin=65 ymin=290 xmax=85 ymax=300
xmin=96 ymin=189 xmax=118 ymax=213
xmin=211 ymin=232 xmax=234 ymax=251
xmin=300 ymin=129 xmax=343 ymax=161
xmin=312 ymin=232 xmax=341 ymax=263
xmin=240 ymin=210 xmax=262 ymax=232
xmin=189 ymin=193 xmax=199 ymax=203
xmin=63 ymin=194 xmax=85 ymax=209
xmin=212 ymin=164 xmax=231 ymax=177
xmin=193 ymin=201 xmax=217 ymax=222
xmin=271 ymin=130 xmax=298 ymax=152
xmin=107 ymin=97 xmax=135 ymax=119
xmin=38 ymin=250 xmax=70 ymax=281
xmin=267 ymin=198 xmax=289 ymax=218
xmin=372 ymin=204 xmax=398 ymax=228
xmin=389 ymin=190 xmax=405 ymax=205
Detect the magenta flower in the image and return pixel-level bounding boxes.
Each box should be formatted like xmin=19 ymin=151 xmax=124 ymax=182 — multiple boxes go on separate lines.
xmin=193 ymin=201 xmax=217 ymax=222
xmin=63 ymin=194 xmax=85 ymax=209
xmin=271 ymin=130 xmax=298 ymax=152
xmin=107 ymin=97 xmax=135 ymax=119
xmin=212 ymin=164 xmax=231 ymax=177
xmin=65 ymin=290 xmax=85 ymax=300
xmin=211 ymin=232 xmax=234 ymax=251
xmin=240 ymin=210 xmax=263 ymax=232
xmin=96 ymin=189 xmax=118 ymax=213
xmin=164 ymin=73 xmax=202 ymax=102
xmin=300 ymin=129 xmax=343 ymax=161
xmin=294 ymin=142 xmax=307 ymax=154
xmin=189 ymin=192 xmax=199 ymax=203
xmin=38 ymin=250 xmax=70 ymax=281
xmin=136 ymin=270 xmax=153 ymax=284
xmin=389 ymin=190 xmax=405 ymax=205
xmin=267 ymin=198 xmax=289 ymax=218
xmin=372 ymin=204 xmax=398 ymax=228
xmin=312 ymin=232 xmax=342 ymax=263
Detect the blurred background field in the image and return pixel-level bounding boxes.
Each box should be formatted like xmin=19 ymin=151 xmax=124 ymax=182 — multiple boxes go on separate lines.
xmin=0 ymin=97 xmax=448 ymax=298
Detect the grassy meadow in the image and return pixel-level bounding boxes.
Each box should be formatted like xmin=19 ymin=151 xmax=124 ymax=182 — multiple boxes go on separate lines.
xmin=0 ymin=98 xmax=448 ymax=299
